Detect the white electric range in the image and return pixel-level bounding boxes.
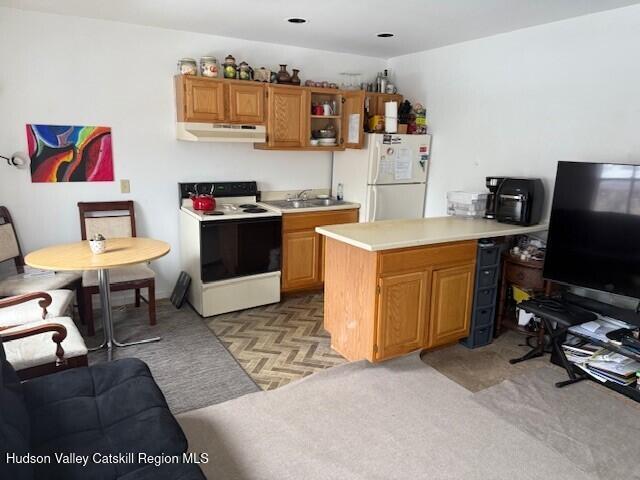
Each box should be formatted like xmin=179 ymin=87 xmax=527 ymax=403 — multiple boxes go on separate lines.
xmin=178 ymin=182 xmax=282 ymax=317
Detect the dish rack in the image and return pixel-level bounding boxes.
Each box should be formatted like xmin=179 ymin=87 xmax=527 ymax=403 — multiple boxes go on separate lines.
xmin=447 ymin=191 xmax=488 ymax=218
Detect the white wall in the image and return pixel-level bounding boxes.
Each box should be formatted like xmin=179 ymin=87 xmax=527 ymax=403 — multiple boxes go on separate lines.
xmin=389 ymin=5 xmax=640 ymax=218
xmin=0 ymin=7 xmax=385 ymax=296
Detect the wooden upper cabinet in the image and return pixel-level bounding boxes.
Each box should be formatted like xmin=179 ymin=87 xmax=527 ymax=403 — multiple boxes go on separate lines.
xmin=175 ymin=75 xmax=266 ymax=125
xmin=178 ymin=76 xmax=227 ymax=122
xmin=427 ymin=263 xmax=475 ymax=349
xmin=342 ymin=90 xmax=365 ymax=149
xmin=266 ymin=85 xmax=308 ymax=147
xmin=228 ymin=82 xmax=265 ymax=124
xmin=366 ymin=93 xmax=403 ymax=117
xmin=376 ymin=271 xmax=429 ymax=360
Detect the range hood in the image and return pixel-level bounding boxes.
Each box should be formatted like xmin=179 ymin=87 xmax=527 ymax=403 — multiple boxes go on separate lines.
xmin=176 ymin=122 xmax=266 ymax=143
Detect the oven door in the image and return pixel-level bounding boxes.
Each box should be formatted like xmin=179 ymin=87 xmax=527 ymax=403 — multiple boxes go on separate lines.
xmin=200 ymin=217 xmax=282 ymax=283
xmin=497 ymin=194 xmax=526 ymax=224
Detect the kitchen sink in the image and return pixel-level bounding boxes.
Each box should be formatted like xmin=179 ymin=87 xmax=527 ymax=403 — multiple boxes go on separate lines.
xmin=264 ymin=198 xmax=346 ymax=209
xmin=310 ymin=198 xmax=340 ymax=206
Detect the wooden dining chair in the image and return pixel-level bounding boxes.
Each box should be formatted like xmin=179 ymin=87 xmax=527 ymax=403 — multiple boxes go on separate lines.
xmin=77 ymin=201 xmax=156 ymax=336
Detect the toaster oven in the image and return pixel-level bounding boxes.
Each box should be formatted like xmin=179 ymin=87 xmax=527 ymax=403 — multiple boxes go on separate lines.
xmin=496 ymin=178 xmax=544 ymax=226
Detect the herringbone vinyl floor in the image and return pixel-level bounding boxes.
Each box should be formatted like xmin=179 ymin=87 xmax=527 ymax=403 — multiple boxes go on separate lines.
xmin=207 ymin=293 xmax=346 ymax=390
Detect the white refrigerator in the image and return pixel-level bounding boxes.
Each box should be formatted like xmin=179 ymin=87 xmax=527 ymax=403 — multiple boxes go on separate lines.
xmin=332 ymin=133 xmax=432 ymax=222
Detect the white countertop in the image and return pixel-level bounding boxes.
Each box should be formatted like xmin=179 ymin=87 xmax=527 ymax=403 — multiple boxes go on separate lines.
xmin=316 ymin=217 xmax=548 ymax=251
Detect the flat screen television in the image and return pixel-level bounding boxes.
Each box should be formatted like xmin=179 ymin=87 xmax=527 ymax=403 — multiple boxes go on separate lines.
xmin=544 ymin=161 xmax=640 ymax=299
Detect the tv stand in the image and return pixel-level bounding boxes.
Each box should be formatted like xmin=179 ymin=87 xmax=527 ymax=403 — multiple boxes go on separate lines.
xmin=519 ymin=294 xmax=640 ymax=403
xmin=563 ymin=291 xmax=640 ymax=327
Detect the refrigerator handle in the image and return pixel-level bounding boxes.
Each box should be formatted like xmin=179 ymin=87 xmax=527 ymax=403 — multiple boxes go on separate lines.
xmin=370 ymin=186 xmax=378 ymax=222
xmin=372 ymin=143 xmax=381 ymax=184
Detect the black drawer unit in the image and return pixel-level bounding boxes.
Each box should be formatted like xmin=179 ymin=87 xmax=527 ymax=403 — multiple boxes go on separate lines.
xmin=477 ymin=267 xmax=498 ymax=288
xmin=462 ymin=239 xmax=506 ymax=349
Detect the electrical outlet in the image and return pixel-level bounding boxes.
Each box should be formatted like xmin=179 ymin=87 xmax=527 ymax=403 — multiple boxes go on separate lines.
xmin=120 ymin=179 xmax=130 ymax=194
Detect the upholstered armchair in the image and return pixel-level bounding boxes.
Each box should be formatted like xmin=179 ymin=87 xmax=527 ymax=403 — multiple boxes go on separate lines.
xmin=0 ymin=337 xmax=206 ymax=480
xmin=0 ymin=206 xmax=84 ymax=321
xmin=0 ymin=292 xmax=88 ymax=380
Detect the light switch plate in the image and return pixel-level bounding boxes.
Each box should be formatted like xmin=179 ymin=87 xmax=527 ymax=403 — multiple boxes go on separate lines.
xmin=120 ymin=179 xmax=130 ymax=194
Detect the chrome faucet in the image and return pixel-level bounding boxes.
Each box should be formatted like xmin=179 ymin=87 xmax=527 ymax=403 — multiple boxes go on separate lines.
xmin=295 ymin=189 xmax=312 ymax=200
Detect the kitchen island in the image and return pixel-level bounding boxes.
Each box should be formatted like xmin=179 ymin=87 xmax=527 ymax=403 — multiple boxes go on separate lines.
xmin=316 ymin=217 xmax=548 ymax=362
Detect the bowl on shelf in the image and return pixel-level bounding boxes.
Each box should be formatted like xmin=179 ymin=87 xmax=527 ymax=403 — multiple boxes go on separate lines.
xmin=312 ymin=128 xmax=336 ymax=139
xmin=310 ymin=139 xmax=319 ymax=146
xmin=318 ymin=138 xmax=337 ymax=146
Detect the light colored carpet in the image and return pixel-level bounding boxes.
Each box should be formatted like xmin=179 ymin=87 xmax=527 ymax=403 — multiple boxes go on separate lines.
xmin=474 ymin=366 xmax=640 ymax=480
xmin=178 ymin=352 xmax=595 ymax=480
xmin=421 ymin=331 xmax=548 ymax=392
xmin=86 ymin=300 xmax=259 ymax=414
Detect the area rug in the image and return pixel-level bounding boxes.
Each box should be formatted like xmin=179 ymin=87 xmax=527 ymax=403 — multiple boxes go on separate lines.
xmin=208 ymin=293 xmax=346 ymax=390
xmin=178 ymin=352 xmax=596 ymax=480
xmin=474 ymin=365 xmax=640 ymax=480
xmin=421 ymin=331 xmax=548 ymax=392
xmin=86 ymin=300 xmax=259 ymax=414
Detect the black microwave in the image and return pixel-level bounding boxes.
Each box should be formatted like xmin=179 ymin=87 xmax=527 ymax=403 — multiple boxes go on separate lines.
xmin=496 ymin=178 xmax=544 ymax=226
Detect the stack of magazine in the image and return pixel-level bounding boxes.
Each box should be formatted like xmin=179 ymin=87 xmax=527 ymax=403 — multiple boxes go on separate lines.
xmin=563 ymin=338 xmax=640 ymax=386
xmin=561 ymin=341 xmax=600 ymax=364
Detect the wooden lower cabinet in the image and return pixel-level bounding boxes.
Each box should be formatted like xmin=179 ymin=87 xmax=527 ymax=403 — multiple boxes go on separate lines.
xmin=282 ymin=209 xmax=359 ymax=293
xmin=376 ymin=271 xmax=429 ymax=359
xmin=323 ymin=237 xmax=477 ymax=362
xmin=283 ymin=230 xmax=321 ymax=290
xmin=427 ymin=264 xmax=475 ymax=349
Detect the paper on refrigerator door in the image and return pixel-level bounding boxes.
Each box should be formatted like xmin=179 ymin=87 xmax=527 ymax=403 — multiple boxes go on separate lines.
xmin=380 ymin=156 xmax=394 ymax=176
xmin=394 ymin=148 xmax=412 ymax=180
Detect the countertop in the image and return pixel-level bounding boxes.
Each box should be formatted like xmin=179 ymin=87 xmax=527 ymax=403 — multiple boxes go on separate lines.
xmin=316 ymin=217 xmax=548 ymax=251
xmin=263 ymin=201 xmax=360 ymax=214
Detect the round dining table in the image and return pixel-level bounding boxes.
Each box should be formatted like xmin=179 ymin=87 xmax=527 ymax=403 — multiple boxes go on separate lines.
xmin=25 ymin=237 xmax=170 ymax=360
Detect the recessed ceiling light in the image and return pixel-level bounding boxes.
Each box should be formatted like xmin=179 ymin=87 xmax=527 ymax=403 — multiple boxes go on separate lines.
xmin=377 ymin=32 xmax=394 ymax=38
xmin=286 ymin=17 xmax=307 ymax=24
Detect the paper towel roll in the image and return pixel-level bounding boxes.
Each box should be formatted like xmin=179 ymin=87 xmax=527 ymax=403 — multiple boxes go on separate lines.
xmin=384 ymin=101 xmax=398 ymax=133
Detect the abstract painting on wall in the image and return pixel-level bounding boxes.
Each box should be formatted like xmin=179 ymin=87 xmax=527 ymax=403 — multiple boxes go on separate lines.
xmin=27 ymin=124 xmax=114 ymax=182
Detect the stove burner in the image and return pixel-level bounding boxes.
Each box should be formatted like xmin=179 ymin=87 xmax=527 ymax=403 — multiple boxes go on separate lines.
xmin=238 ymin=204 xmax=258 ymax=209
xmin=203 ymin=210 xmax=224 ymax=216
xmin=243 ymin=208 xmax=268 ymax=214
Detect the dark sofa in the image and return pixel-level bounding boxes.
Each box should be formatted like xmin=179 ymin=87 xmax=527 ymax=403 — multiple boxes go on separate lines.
xmin=0 ymin=338 xmax=205 ymax=480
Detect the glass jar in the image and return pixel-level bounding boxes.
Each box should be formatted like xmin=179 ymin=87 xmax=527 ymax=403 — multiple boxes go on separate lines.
xmin=200 ymin=57 xmax=218 ymax=77
xmin=177 ymin=58 xmax=197 ymax=75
